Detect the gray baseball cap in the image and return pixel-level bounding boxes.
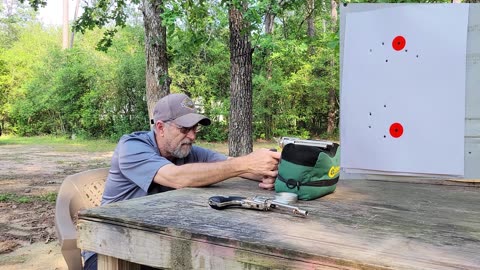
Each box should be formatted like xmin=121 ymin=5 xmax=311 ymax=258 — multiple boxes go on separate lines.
xmin=153 ymin=93 xmax=211 ymax=127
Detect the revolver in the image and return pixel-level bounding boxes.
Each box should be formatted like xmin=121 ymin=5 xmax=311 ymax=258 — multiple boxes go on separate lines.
xmin=208 ymin=195 xmax=308 ymax=217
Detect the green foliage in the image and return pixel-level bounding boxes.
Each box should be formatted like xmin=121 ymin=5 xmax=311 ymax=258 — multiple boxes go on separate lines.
xmin=0 ymin=21 xmax=60 ymax=135
xmin=0 ymin=192 xmax=57 ymax=203
xmin=108 ymin=38 xmax=149 ymax=138
xmin=0 ymin=193 xmax=13 ymax=202
xmin=40 ymin=192 xmax=57 ymax=203
xmin=1 ymin=17 xmax=148 ymax=138
xmin=0 ymin=193 xmax=32 ymax=203
xmin=249 ymin=0 xmax=341 ymax=140
xmin=168 ymin=3 xmax=231 ymax=140
xmin=4 ymin=0 xmax=349 ymax=141
xmin=18 ymin=0 xmax=47 ymax=11
xmin=73 ymin=0 xmax=132 ymax=51
xmin=0 ymin=1 xmax=37 ymax=48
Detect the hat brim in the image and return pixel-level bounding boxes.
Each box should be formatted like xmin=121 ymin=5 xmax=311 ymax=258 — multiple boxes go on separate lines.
xmin=173 ymin=113 xmax=211 ymax=127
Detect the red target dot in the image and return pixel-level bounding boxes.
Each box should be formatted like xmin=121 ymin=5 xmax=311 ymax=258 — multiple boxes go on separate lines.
xmin=389 ymin=123 xmax=404 ymax=138
xmin=392 ymin=36 xmax=406 ymax=51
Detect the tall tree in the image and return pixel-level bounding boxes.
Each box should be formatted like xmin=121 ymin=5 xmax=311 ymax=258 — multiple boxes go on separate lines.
xmin=141 ymin=0 xmax=170 ymax=124
xmin=327 ymin=0 xmax=338 ymax=135
xmin=307 ymin=0 xmax=315 ymax=54
xmin=228 ymin=0 xmax=253 ymax=156
xmin=262 ymin=3 xmax=275 ymax=140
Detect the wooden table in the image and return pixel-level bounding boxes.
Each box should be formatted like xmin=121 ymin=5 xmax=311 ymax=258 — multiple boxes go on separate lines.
xmin=77 ymin=178 xmax=480 ymax=270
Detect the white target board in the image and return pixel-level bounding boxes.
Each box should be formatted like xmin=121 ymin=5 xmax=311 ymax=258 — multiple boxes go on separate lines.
xmin=340 ymin=4 xmax=469 ymax=177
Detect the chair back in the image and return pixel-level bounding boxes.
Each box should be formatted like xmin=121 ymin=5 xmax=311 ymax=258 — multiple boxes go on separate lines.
xmin=55 ymin=168 xmax=109 ymax=270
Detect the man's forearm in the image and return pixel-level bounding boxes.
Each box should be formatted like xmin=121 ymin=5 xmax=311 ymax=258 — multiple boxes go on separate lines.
xmin=227 ymin=157 xmax=262 ymax=181
xmin=153 ymin=148 xmax=280 ymax=189
xmin=153 ymin=157 xmax=249 ymax=189
xmin=239 ymin=173 xmax=262 ymax=181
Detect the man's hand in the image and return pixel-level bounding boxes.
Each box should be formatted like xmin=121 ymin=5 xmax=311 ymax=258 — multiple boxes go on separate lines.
xmin=259 ymin=175 xmax=276 ymax=190
xmin=241 ymin=148 xmax=280 ymax=178
xmin=239 ymin=148 xmax=280 ymax=190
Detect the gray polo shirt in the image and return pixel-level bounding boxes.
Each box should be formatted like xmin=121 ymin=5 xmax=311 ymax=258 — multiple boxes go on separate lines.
xmin=102 ymin=130 xmax=228 ymax=205
xmin=83 ymin=130 xmax=227 ymax=262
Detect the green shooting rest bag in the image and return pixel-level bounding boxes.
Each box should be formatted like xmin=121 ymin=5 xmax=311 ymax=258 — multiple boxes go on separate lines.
xmin=275 ymin=143 xmax=340 ymax=200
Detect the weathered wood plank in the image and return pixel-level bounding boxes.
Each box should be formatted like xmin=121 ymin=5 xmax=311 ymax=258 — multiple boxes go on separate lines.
xmin=78 ymin=178 xmax=480 ymax=270
xmin=79 ymin=219 xmax=371 ymax=270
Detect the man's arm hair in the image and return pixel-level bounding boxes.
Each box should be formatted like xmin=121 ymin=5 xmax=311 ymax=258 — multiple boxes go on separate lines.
xmin=153 ymin=149 xmax=279 ymax=189
xmin=226 ymin=157 xmax=262 ymax=181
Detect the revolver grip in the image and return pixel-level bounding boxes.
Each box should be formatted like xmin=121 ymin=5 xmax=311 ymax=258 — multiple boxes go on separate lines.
xmin=208 ymin=196 xmax=246 ymax=210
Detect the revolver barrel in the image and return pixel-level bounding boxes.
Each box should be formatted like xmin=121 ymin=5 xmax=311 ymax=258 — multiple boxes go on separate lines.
xmin=271 ymin=200 xmax=309 ymax=217
xmin=252 ymin=196 xmax=308 ymax=217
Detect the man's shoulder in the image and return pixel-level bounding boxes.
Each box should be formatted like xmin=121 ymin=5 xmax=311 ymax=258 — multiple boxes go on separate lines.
xmin=120 ymin=131 xmax=154 ymax=144
xmin=190 ymin=145 xmax=212 ymax=153
xmin=117 ymin=131 xmax=157 ymax=153
xmin=189 ymin=145 xmax=227 ymax=161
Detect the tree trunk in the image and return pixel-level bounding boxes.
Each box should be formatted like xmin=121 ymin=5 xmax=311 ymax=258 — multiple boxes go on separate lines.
xmin=307 ymin=0 xmax=315 ymax=59
xmin=228 ymin=2 xmax=253 ymax=157
xmin=263 ymin=8 xmax=275 ymax=140
xmin=264 ymin=12 xmax=274 ymax=81
xmin=62 ymin=0 xmax=69 ymax=49
xmin=142 ymin=0 xmax=171 ymax=127
xmin=307 ymin=0 xmax=315 ymax=39
xmin=327 ymin=0 xmax=338 ymax=135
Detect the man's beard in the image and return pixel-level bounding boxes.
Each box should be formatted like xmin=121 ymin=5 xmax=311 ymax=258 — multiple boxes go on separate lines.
xmin=171 ymin=139 xmax=193 ymax=158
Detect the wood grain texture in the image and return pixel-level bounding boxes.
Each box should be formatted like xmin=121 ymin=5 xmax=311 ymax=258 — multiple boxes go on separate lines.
xmin=78 ymin=178 xmax=480 ymax=270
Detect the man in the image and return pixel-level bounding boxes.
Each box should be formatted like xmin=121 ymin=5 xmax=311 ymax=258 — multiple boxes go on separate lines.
xmin=83 ymin=93 xmax=281 ymax=269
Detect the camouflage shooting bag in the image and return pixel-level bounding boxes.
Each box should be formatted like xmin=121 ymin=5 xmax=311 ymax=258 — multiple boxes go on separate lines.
xmin=275 ymin=143 xmax=340 ymax=200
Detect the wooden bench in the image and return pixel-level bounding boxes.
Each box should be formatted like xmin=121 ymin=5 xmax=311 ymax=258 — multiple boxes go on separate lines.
xmin=77 ymin=178 xmax=480 ymax=270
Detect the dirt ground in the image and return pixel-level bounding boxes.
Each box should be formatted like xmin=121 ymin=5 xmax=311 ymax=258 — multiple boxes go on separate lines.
xmin=0 ymin=144 xmax=113 ymax=270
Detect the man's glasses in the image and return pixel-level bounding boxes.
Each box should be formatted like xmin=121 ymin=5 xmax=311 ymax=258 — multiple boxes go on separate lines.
xmin=165 ymin=122 xmax=202 ymax=134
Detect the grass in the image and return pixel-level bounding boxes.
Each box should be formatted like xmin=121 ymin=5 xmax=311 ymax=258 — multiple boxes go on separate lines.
xmin=0 ymin=135 xmax=117 ymax=152
xmin=40 ymin=192 xmax=58 ymax=203
xmin=0 ymin=192 xmax=57 ymax=204
xmin=196 ymin=141 xmax=279 ymax=155
xmin=0 ymin=135 xmax=279 ymax=155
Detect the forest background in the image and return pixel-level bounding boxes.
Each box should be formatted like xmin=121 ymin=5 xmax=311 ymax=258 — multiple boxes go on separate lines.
xmin=0 ymin=0 xmax=475 ymax=268
xmin=0 ymin=0 xmax=463 ymax=147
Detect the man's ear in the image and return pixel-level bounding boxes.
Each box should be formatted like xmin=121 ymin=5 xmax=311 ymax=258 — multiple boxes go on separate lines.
xmin=155 ymin=121 xmax=166 ymax=135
